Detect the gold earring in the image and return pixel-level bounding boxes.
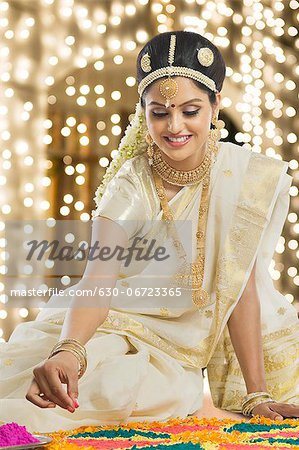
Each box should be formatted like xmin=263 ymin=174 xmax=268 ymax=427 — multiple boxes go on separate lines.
xmin=208 ymin=113 xmax=225 ymax=154
xmin=145 ymin=133 xmax=155 ymax=166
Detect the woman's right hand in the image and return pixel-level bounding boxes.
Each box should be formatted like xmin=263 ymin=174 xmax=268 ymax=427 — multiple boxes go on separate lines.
xmin=25 ymin=351 xmax=80 ymax=412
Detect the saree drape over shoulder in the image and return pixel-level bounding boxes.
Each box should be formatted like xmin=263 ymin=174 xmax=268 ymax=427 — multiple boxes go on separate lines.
xmin=1 ymin=142 xmax=298 ymax=432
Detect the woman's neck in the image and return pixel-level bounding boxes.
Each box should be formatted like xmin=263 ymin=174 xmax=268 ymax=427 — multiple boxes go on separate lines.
xmin=162 ymin=180 xmax=183 ymax=202
xmin=161 ymin=144 xmax=207 ymax=171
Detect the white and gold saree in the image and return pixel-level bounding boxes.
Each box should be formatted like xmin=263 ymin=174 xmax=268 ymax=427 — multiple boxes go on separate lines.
xmin=0 ymin=142 xmax=298 ymax=432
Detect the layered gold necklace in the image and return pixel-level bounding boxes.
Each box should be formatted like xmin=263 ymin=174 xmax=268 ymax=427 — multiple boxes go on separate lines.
xmin=152 ymin=145 xmax=212 ymax=186
xmin=152 ymin=148 xmax=213 ymax=308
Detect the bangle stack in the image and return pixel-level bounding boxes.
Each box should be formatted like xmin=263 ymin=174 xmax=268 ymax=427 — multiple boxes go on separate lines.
xmin=242 ymin=391 xmax=276 ymax=416
xmin=48 ymin=338 xmax=87 ymax=379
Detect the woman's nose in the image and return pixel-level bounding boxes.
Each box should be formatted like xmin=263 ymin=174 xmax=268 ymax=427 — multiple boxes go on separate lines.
xmin=167 ymin=113 xmax=184 ymax=134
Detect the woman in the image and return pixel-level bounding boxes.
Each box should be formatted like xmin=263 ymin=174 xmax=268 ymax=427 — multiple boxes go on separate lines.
xmin=1 ymin=31 xmax=298 ymax=432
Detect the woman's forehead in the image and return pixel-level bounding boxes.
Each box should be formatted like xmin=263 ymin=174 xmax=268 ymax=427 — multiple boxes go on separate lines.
xmin=145 ymin=77 xmax=209 ymax=104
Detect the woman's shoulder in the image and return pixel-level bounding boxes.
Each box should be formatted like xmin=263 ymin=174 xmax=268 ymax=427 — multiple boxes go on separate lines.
xmin=219 ymin=141 xmax=253 ymax=160
xmin=123 ymin=152 xmax=149 ymax=169
xmin=219 ymin=141 xmax=288 ymax=169
xmin=214 ymin=142 xmax=291 ymax=205
xmin=217 ymin=142 xmax=251 ymax=176
xmin=118 ymin=153 xmax=150 ymax=179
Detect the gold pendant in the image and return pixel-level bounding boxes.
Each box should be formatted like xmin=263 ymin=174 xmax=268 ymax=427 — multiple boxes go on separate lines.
xmin=159 ymin=77 xmax=178 ymax=106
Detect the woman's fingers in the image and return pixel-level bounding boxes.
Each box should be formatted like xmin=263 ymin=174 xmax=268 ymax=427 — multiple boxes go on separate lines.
xmin=33 ymin=368 xmax=75 ymax=411
xmin=269 ymin=403 xmax=299 ymax=418
xmin=50 ymin=352 xmax=80 ymax=409
xmin=38 ymin=393 xmax=56 ymax=407
xmin=66 ymin=375 xmax=79 ymax=408
xmin=252 ymin=402 xmax=299 ymax=420
xmin=26 ymin=354 xmax=79 ymax=411
xmin=25 ymin=378 xmax=56 ymax=409
xmin=47 ymin=368 xmax=76 ymax=411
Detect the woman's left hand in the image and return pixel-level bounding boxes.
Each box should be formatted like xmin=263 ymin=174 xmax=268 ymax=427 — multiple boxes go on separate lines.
xmin=252 ymin=402 xmax=299 ymax=420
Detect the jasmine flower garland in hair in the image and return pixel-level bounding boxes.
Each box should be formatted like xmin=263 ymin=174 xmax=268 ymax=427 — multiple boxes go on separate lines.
xmin=92 ymin=102 xmax=147 ymax=214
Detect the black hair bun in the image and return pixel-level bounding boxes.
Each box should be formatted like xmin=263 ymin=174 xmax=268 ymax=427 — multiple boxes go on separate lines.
xmin=137 ymin=31 xmax=226 ymax=94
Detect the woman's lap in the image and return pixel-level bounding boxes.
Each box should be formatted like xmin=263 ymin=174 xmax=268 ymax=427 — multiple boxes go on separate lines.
xmin=0 ymin=319 xmax=203 ymax=432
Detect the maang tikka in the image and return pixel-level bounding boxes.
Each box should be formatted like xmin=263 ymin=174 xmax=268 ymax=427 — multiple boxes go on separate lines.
xmin=159 ymin=35 xmax=178 ymax=108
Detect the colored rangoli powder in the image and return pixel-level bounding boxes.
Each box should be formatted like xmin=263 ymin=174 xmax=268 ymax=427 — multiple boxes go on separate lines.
xmin=0 ymin=422 xmax=39 ymax=447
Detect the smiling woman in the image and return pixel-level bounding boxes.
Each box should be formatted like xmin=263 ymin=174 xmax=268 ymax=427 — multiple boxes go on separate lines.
xmin=144 ymin=78 xmax=219 ymax=170
xmin=0 ymin=31 xmax=298 ymax=432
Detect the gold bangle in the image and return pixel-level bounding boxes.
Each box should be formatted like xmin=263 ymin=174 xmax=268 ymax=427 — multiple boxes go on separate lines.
xmin=242 ymin=395 xmax=272 ymax=408
xmin=51 ymin=339 xmax=86 ymax=356
xmin=49 ymin=347 xmax=87 ymax=369
xmin=49 ymin=345 xmax=87 ymax=364
xmin=243 ymin=398 xmax=271 ymax=412
xmin=56 ymin=338 xmax=85 ymax=348
xmin=243 ymin=399 xmax=276 ymax=417
xmin=242 ymin=392 xmax=271 ymax=407
xmin=50 ymin=343 xmax=86 ymax=360
xmin=48 ymin=339 xmax=87 ymax=379
xmin=242 ymin=391 xmax=270 ymax=403
xmin=50 ymin=346 xmax=86 ymax=364
xmin=242 ymin=392 xmax=275 ymax=416
xmin=242 ymin=392 xmax=272 ymax=413
xmin=50 ymin=341 xmax=87 ymax=361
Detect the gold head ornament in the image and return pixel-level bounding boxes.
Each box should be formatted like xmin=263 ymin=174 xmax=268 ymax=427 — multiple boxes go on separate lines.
xmin=197 ymin=47 xmax=214 ymax=67
xmin=159 ymin=34 xmax=178 ymax=107
xmin=159 ymin=78 xmax=178 ymax=108
xmin=138 ymin=34 xmax=217 ymax=99
xmin=141 ymin=53 xmax=151 ymax=73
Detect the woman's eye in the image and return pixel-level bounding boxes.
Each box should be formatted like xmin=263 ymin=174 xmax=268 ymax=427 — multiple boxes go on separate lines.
xmin=152 ymin=112 xmax=167 ymax=117
xmin=151 ymin=109 xmax=200 ymax=118
xmin=184 ymin=109 xmax=200 ymax=116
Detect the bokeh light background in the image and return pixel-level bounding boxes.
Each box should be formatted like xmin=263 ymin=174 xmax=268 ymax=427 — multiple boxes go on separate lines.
xmin=0 ymin=0 xmax=298 ymax=340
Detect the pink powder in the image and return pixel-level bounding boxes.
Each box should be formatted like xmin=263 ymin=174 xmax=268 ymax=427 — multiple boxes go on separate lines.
xmin=0 ymin=422 xmax=39 ymax=447
xmin=68 ymin=438 xmax=170 ymax=449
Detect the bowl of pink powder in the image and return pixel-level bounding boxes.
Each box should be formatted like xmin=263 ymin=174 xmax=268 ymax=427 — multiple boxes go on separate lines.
xmin=0 ymin=422 xmax=52 ymax=449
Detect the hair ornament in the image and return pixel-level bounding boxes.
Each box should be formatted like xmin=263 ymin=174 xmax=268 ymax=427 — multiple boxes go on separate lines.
xmin=159 ymin=78 xmax=179 ymax=107
xmin=197 ymin=47 xmax=214 ymax=67
xmin=141 ymin=53 xmax=152 ymax=73
xmin=168 ymin=34 xmax=176 ymax=65
xmin=138 ymin=67 xmax=217 ymax=97
xmin=159 ymin=34 xmax=179 ymax=107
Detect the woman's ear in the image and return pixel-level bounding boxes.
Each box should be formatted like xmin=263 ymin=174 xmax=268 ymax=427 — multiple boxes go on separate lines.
xmin=214 ymin=92 xmax=221 ymax=114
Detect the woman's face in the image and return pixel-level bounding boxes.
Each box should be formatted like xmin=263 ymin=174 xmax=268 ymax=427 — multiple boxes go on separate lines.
xmin=144 ymin=77 xmax=220 ymax=167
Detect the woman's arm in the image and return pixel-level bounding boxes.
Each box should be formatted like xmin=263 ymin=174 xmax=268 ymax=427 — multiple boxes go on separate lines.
xmin=59 ymin=216 xmax=128 ymax=345
xmin=26 ymin=216 xmax=128 ymax=411
xmin=227 ymin=262 xmax=267 ymax=394
xmin=227 ymin=263 xmax=299 ymax=419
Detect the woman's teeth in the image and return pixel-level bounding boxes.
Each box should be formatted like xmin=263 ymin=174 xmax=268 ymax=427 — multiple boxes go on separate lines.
xmin=167 ymin=135 xmax=191 ymax=142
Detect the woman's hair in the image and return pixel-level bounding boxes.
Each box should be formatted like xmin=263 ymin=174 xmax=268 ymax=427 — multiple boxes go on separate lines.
xmin=137 ymin=31 xmax=226 ymax=106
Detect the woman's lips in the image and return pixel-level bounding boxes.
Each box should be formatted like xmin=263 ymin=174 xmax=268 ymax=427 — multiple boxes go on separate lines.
xmin=163 ymin=135 xmax=192 ymax=147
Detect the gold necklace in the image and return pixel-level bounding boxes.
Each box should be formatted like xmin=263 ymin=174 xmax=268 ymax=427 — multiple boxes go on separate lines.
xmin=152 ymin=146 xmax=212 ymax=186
xmin=153 ymin=168 xmax=211 ymax=308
